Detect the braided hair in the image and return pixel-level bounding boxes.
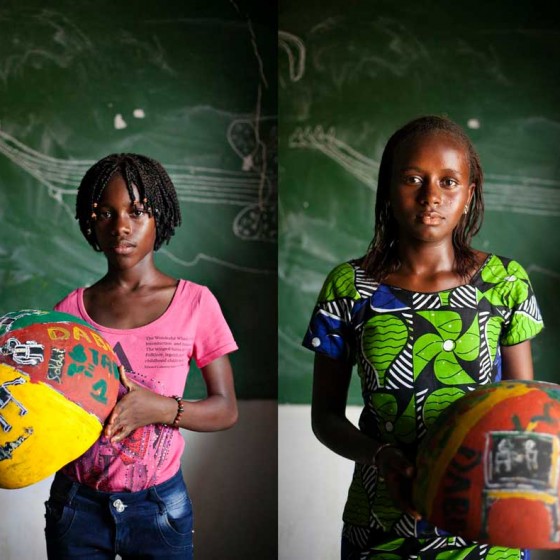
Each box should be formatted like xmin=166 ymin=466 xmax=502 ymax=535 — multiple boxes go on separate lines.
xmin=362 ymin=115 xmax=484 ymax=281
xmin=76 ymin=153 xmax=182 ymax=251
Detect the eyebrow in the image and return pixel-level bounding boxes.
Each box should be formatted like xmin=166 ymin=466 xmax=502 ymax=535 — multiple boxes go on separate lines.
xmin=97 ymin=199 xmax=146 ymax=208
xmin=400 ymin=166 xmax=464 ymax=176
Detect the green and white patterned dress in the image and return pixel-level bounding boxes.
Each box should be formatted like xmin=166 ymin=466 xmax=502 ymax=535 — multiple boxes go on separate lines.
xmin=303 ymin=254 xmax=544 ymax=559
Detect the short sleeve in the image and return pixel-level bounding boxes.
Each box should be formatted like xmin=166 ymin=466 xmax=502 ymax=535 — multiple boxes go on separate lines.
xmin=479 ymin=257 xmax=544 ymax=346
xmin=501 ymin=278 xmax=544 ymax=346
xmin=193 ymin=287 xmax=238 ymax=368
xmin=302 ymin=262 xmax=359 ymax=363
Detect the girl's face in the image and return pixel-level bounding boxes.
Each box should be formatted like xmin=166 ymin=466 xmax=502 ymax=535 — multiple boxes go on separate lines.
xmin=389 ymin=131 xmax=475 ymax=245
xmin=93 ymin=173 xmax=157 ymax=268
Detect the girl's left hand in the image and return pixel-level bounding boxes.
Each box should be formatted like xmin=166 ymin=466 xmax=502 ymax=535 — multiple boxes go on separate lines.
xmin=104 ymin=366 xmax=175 ymax=443
xmin=378 ymin=446 xmax=422 ymax=520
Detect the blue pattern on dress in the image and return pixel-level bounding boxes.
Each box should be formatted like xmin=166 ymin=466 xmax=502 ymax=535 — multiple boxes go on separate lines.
xmin=370 ymin=284 xmax=408 ymax=311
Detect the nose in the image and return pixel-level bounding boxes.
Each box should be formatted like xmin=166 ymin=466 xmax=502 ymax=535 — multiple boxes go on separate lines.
xmin=111 ymin=211 xmax=131 ymax=236
xmin=419 ymin=177 xmax=441 ymax=206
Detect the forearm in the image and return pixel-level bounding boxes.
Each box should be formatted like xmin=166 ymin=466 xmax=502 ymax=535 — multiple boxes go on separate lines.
xmin=157 ymin=356 xmax=237 ymax=432
xmin=156 ymin=356 xmax=238 ymax=432
xmin=312 ymin=410 xmax=379 ymax=465
xmin=105 ymin=381 xmax=238 ymax=443
xmin=172 ymin=394 xmax=238 ymax=432
xmin=311 ymin=353 xmax=382 ymax=465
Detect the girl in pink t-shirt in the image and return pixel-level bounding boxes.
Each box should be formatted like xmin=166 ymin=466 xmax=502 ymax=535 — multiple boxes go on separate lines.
xmin=45 ymin=154 xmax=238 ymax=560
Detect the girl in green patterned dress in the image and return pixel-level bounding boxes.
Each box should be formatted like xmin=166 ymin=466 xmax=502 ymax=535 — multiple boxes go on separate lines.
xmin=303 ymin=116 xmax=544 ymax=560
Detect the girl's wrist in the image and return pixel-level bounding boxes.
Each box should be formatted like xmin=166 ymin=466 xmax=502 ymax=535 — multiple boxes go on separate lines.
xmin=168 ymin=395 xmax=184 ymax=429
xmin=372 ymin=442 xmax=397 ymax=478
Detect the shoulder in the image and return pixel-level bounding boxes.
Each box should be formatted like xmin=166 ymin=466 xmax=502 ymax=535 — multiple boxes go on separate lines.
xmin=175 ymin=279 xmax=209 ymax=298
xmin=475 ymin=254 xmax=540 ymax=313
xmin=478 ymin=254 xmax=532 ymax=284
xmin=173 ymin=279 xmax=223 ymax=310
xmin=54 ymin=288 xmax=83 ymax=314
xmin=318 ymin=258 xmax=378 ymax=303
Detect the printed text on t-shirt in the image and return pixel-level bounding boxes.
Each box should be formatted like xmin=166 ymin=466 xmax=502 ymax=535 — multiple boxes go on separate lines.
xmin=144 ymin=336 xmax=192 ymax=369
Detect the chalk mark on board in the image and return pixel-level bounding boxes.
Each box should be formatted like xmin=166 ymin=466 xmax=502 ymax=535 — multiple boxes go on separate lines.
xmin=0 ymin=126 xmax=277 ymax=244
xmin=289 ymin=126 xmax=378 ymax=189
xmin=120 ymin=32 xmax=176 ymax=76
xmin=482 ymin=174 xmax=560 ymax=216
xmin=228 ymin=0 xmax=277 ymax=244
xmin=232 ymin=0 xmax=268 ymax=89
xmin=160 ymin=248 xmax=274 ymax=275
xmin=526 ymin=265 xmax=560 ymax=280
xmin=278 ymin=31 xmax=306 ymax=85
xmin=0 ymin=10 xmax=94 ymax=84
xmin=288 ymin=126 xmax=560 ymax=216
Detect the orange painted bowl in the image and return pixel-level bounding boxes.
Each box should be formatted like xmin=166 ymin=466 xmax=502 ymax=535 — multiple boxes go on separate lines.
xmin=413 ymin=380 xmax=560 ymax=549
xmin=0 ymin=309 xmax=119 ymax=488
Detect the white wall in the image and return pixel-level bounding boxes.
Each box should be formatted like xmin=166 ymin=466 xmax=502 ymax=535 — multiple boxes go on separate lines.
xmin=278 ymin=404 xmax=558 ymax=560
xmin=0 ymin=400 xmax=277 ymax=560
xmin=279 ymin=404 xmax=357 ymax=560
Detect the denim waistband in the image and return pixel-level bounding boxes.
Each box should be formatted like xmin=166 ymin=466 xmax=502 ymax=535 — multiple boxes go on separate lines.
xmin=50 ymin=468 xmax=184 ymax=507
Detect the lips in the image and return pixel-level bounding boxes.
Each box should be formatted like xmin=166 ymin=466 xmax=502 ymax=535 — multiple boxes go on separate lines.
xmin=110 ymin=241 xmax=135 ymax=255
xmin=417 ymin=211 xmax=444 ymax=225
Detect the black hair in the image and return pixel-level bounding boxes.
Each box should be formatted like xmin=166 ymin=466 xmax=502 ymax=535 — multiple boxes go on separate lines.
xmin=362 ymin=115 xmax=484 ymax=281
xmin=76 ymin=153 xmax=181 ymax=251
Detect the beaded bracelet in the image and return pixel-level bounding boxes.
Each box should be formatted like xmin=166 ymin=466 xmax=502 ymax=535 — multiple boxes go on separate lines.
xmin=170 ymin=395 xmax=184 ymax=429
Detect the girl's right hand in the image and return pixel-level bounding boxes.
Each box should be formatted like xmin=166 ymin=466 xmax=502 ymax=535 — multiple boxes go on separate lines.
xmin=104 ymin=366 xmax=176 ymax=443
xmin=377 ymin=446 xmax=421 ymax=520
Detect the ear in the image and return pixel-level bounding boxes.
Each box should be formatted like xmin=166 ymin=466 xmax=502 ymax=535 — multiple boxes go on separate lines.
xmin=467 ymin=182 xmax=476 ymax=206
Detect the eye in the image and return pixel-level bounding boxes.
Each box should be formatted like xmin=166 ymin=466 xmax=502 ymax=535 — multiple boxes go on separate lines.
xmin=97 ymin=210 xmax=112 ymax=220
xmin=441 ymin=178 xmax=458 ymax=188
xmin=131 ymin=207 xmax=147 ymax=218
xmin=404 ymin=175 xmax=422 ymax=185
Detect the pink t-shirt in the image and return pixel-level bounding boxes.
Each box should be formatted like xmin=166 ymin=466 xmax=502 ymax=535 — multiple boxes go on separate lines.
xmin=54 ymin=279 xmax=238 ymax=492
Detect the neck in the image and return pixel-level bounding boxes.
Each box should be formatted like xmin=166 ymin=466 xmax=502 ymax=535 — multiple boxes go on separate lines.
xmin=104 ymin=256 xmax=162 ymax=290
xmin=396 ymin=239 xmax=456 ymax=276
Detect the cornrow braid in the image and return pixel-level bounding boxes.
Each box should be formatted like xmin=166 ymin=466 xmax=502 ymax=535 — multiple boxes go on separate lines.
xmin=76 ymin=153 xmax=182 ymax=251
xmin=362 ymin=115 xmax=484 ymax=281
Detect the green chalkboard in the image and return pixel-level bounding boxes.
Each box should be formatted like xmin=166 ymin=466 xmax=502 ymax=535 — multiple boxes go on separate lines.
xmin=0 ymin=0 xmax=277 ymax=399
xmin=279 ymin=0 xmax=560 ymax=403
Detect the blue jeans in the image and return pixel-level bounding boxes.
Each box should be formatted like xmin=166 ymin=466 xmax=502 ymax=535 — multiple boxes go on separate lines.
xmin=45 ymin=469 xmax=193 ymax=559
